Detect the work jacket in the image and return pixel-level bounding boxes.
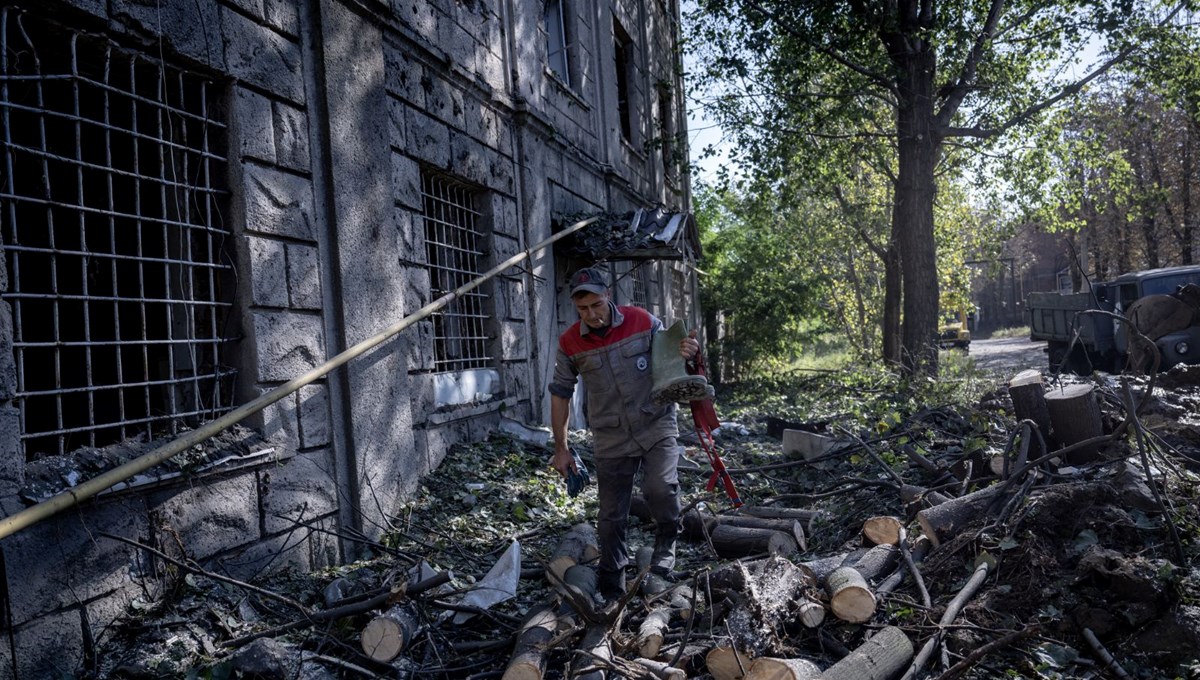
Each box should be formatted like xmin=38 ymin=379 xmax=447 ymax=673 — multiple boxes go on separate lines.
xmin=550 ymin=304 xmax=677 ymax=458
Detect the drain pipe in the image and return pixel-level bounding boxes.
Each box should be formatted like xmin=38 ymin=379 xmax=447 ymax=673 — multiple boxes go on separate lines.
xmin=0 ymin=216 xmax=599 ymax=542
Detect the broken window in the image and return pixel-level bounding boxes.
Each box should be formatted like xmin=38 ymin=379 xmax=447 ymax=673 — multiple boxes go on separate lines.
xmin=613 ymin=19 xmax=634 ymax=145
xmin=544 ymin=0 xmax=572 ymax=87
xmin=0 ymin=9 xmax=235 ymax=460
xmin=421 ymin=172 xmax=494 ymax=373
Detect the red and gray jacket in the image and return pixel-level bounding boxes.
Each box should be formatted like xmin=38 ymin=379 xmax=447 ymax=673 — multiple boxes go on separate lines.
xmin=550 ymin=304 xmax=678 ymax=458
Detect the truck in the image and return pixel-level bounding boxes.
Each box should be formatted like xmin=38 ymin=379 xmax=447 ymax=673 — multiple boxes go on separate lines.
xmin=1027 ymin=265 xmax=1200 ymax=374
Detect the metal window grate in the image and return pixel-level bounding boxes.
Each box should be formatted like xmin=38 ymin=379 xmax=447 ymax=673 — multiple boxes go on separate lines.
xmin=0 ymin=8 xmax=236 ymax=460
xmin=630 ymin=263 xmax=648 ymax=308
xmin=421 ymin=172 xmax=493 ymax=372
xmin=671 ymin=268 xmax=688 ymax=321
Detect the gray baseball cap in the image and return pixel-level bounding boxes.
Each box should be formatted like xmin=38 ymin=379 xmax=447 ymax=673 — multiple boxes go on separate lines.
xmin=569 ymin=267 xmax=608 ymax=297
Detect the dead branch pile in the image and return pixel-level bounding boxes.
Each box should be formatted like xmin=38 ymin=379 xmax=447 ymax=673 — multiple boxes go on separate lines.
xmin=89 ymin=365 xmax=1200 ymax=679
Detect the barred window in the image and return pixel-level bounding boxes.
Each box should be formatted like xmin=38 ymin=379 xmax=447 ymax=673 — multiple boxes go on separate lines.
xmin=421 ymin=172 xmax=493 ymax=373
xmin=630 ymin=263 xmax=648 ymax=309
xmin=0 ymin=8 xmax=235 ymax=460
xmin=671 ymin=267 xmax=688 ymax=321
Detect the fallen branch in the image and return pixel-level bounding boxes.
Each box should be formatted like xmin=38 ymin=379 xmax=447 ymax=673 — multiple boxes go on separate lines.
xmin=900 ymin=558 xmax=992 ymax=680
xmin=929 ymin=626 xmax=1040 ymax=680
xmin=1082 ymin=627 xmax=1133 ymax=680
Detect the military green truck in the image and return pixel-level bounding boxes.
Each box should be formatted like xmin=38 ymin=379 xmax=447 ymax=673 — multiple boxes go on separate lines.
xmin=1027 ymin=265 xmax=1200 ymax=374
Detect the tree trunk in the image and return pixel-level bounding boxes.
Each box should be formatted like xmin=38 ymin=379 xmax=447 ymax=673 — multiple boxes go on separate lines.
xmin=850 ymin=544 xmax=899 ymax=581
xmin=862 ymin=516 xmax=903 ymax=546
xmin=823 ymin=626 xmax=914 ymax=680
xmin=710 ymin=524 xmax=797 ymax=558
xmin=917 ymin=484 xmax=1004 ymax=547
xmin=547 ymin=523 xmax=600 ymax=584
xmin=707 ymin=646 xmax=754 ymax=680
xmin=637 ymin=608 xmax=672 ymax=659
xmin=899 ymin=484 xmax=951 ymax=520
xmin=1044 ymin=383 xmax=1104 ymax=464
xmin=826 ymin=566 xmax=876 ymax=623
xmin=360 ymin=605 xmax=419 ymax=662
xmin=571 ymin=625 xmax=610 ymax=680
xmin=1008 ymin=369 xmax=1052 ymax=461
xmin=891 ymin=43 xmax=941 ymax=376
xmin=502 ymin=605 xmax=558 ymax=680
xmin=882 ymin=239 xmax=902 ymax=366
xmin=745 ymin=657 xmax=822 ymax=680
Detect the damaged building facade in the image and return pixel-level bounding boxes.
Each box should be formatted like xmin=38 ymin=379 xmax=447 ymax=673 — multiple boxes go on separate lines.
xmin=0 ymin=0 xmax=696 ymax=675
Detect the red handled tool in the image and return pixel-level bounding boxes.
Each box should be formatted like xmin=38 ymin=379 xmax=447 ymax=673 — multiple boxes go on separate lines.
xmin=687 ymin=352 xmax=742 ymax=507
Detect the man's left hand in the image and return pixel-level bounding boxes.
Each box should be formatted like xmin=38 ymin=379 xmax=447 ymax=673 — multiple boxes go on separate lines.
xmin=680 ymin=329 xmax=700 ymax=360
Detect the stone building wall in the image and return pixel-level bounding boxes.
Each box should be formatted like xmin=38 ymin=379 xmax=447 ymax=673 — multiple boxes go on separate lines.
xmin=0 ymin=0 xmax=691 ymax=675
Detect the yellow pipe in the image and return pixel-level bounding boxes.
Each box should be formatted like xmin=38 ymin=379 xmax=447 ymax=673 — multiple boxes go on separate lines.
xmin=0 ymin=216 xmax=600 ymax=541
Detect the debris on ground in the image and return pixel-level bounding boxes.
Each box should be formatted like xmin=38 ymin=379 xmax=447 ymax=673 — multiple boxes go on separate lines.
xmin=89 ymin=364 xmax=1200 ymax=679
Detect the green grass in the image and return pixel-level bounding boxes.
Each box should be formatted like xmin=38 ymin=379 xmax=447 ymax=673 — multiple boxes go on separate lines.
xmin=978 ymin=324 xmax=1030 ymax=340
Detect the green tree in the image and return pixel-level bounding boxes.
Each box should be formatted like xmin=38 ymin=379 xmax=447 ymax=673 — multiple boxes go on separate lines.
xmin=688 ymin=0 xmax=1187 ymax=374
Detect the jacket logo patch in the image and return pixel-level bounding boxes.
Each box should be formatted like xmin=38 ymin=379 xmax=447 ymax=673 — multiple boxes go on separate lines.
xmin=636 ymin=356 xmax=648 ymax=371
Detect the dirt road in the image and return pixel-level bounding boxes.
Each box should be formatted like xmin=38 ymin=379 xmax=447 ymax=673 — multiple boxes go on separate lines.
xmin=968 ymin=335 xmax=1048 ymax=375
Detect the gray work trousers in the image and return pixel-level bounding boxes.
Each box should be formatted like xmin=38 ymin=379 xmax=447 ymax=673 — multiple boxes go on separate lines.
xmin=595 ymin=437 xmax=682 ymax=593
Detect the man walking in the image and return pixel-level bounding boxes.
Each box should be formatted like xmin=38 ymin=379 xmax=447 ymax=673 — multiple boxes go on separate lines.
xmin=548 ymin=266 xmax=699 ymax=602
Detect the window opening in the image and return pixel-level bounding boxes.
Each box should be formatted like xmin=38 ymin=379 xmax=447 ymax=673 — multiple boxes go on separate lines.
xmin=657 ymin=86 xmax=674 ymax=175
xmin=544 ymin=0 xmax=571 ymax=87
xmin=0 ymin=8 xmax=235 ymax=460
xmin=421 ymin=172 xmax=493 ymax=372
xmin=613 ymin=19 xmax=633 ymax=144
xmin=671 ymin=267 xmax=688 ymax=321
xmin=630 ymin=262 xmax=648 ymax=308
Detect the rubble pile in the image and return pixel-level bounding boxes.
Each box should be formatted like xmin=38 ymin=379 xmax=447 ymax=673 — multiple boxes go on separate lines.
xmin=90 ymin=365 xmax=1200 ymax=679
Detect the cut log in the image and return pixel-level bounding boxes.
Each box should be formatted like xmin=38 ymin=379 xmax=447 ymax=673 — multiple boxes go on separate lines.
xmin=683 ymin=511 xmax=807 ymax=543
xmin=795 ymin=598 xmax=826 ymax=628
xmin=899 ymin=485 xmax=951 ymax=521
xmin=862 ymin=516 xmax=903 ymax=546
xmin=360 ymin=604 xmax=418 ymax=662
xmin=707 ymin=558 xmax=765 ymax=591
xmin=1009 ymin=369 xmax=1052 ymax=459
xmin=826 ymin=566 xmax=876 ymax=624
xmin=571 ymin=625 xmax=610 ymax=680
xmin=502 ymin=605 xmax=558 ymax=680
xmin=801 ymin=548 xmax=867 ymax=585
xmin=558 ymin=564 xmax=598 ymax=620
xmin=547 ymin=523 xmax=600 ymax=583
xmin=850 ymin=544 xmax=899 ymax=582
xmin=707 ymin=646 xmax=754 ymax=680
xmin=632 ymin=657 xmax=686 ymax=680
xmin=916 ymin=483 xmax=1004 ymax=547
xmin=822 ymin=626 xmax=913 ymax=680
xmin=744 ymin=657 xmax=822 ymax=680
xmin=711 ymin=524 xmax=797 ymax=558
xmin=637 ymin=608 xmax=672 ymax=659
xmin=738 ymin=506 xmax=823 ymax=523
xmin=1045 ymin=383 xmax=1105 ymax=464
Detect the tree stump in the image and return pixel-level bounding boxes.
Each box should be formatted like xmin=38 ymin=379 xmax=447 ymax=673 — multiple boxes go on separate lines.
xmin=744 ymin=657 xmax=822 ymax=680
xmin=1009 ymin=369 xmax=1052 ymax=458
xmin=1045 ymin=383 xmax=1104 ymax=464
xmin=547 ymin=523 xmax=600 ymax=583
xmin=826 ymin=566 xmax=876 ymax=623
xmin=710 ymin=524 xmax=797 ymax=558
xmin=862 ymin=516 xmax=903 ymax=546
xmin=822 ymin=626 xmax=913 ymax=680
xmin=360 ymin=604 xmax=418 ymax=662
xmin=916 ymin=484 xmax=1004 ymax=547
xmin=501 ymin=605 xmax=558 ymax=680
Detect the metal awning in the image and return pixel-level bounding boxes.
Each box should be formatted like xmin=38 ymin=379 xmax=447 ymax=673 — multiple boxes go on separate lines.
xmin=556 ymin=207 xmax=700 ymax=261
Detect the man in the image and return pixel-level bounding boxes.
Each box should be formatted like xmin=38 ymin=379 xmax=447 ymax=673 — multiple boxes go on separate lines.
xmin=549 ymin=266 xmax=699 ymax=602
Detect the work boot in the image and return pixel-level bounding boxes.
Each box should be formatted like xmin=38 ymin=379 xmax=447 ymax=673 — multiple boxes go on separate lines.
xmin=650 ymin=320 xmax=710 ymax=406
xmin=597 ymin=568 xmax=626 ymax=604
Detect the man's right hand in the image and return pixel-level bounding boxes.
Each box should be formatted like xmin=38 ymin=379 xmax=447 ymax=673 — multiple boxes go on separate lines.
xmin=551 ymin=445 xmax=575 ymax=478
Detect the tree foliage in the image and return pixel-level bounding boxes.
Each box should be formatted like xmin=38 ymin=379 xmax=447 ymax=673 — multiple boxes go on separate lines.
xmin=687 ymin=0 xmax=1188 ymax=373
